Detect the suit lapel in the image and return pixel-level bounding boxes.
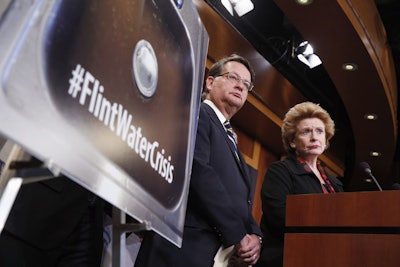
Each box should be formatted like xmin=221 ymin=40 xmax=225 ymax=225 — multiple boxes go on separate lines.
xmin=203 ymin=104 xmax=251 ymax=187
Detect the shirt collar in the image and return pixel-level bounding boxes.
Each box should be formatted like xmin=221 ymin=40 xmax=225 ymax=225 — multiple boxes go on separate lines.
xmin=203 ymin=99 xmax=226 ymax=125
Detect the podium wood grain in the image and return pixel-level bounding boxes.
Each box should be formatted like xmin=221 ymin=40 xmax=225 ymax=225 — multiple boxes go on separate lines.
xmin=284 ymin=191 xmax=400 ymax=267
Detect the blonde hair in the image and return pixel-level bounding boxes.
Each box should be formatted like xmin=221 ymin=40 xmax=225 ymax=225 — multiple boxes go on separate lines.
xmin=281 ymin=102 xmax=335 ymax=153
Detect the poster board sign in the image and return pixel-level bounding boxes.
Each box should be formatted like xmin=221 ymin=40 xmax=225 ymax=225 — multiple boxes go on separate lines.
xmin=0 ymin=0 xmax=209 ymax=247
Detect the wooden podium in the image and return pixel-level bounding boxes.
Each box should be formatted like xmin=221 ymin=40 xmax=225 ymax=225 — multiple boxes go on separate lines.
xmin=284 ymin=191 xmax=400 ymax=267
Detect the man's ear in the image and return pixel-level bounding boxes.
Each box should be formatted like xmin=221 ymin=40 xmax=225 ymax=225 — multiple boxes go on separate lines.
xmin=205 ymin=76 xmax=214 ymax=91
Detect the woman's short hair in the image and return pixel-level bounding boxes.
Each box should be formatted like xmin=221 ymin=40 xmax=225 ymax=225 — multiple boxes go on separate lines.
xmin=281 ymin=101 xmax=335 ymax=153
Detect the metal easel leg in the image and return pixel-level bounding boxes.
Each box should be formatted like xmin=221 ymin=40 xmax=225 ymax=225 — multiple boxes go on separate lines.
xmin=111 ymin=206 xmax=150 ymax=267
xmin=0 ymin=177 xmax=23 ymax=233
xmin=0 ymin=143 xmax=25 ymax=233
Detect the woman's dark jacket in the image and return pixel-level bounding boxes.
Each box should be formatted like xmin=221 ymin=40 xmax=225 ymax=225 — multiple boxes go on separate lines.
xmin=256 ymin=154 xmax=344 ymax=267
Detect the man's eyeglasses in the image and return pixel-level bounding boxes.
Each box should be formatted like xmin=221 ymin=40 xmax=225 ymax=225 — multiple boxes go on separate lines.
xmin=217 ymin=72 xmax=254 ymax=92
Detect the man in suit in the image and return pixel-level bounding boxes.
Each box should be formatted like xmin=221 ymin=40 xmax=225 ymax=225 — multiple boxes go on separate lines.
xmin=0 ymin=152 xmax=104 ymax=267
xmin=134 ymin=54 xmax=262 ymax=267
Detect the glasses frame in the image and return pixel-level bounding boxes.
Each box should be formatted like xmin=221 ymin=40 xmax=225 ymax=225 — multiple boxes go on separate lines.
xmin=216 ymin=72 xmax=254 ymax=92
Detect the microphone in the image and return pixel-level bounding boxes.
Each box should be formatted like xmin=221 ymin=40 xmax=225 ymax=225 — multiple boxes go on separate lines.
xmin=359 ymin=162 xmax=383 ymax=191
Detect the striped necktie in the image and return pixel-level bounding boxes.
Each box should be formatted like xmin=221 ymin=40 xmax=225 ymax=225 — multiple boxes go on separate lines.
xmin=224 ymin=120 xmax=237 ymax=147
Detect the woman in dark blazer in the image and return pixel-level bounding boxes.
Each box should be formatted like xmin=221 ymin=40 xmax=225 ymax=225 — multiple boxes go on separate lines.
xmin=256 ymin=102 xmax=344 ymax=267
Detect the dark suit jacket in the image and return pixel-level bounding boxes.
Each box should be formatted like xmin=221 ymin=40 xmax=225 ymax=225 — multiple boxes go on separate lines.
xmin=134 ymin=102 xmax=262 ymax=267
xmin=1 ymin=175 xmax=100 ymax=250
xmin=256 ymin=154 xmax=344 ymax=267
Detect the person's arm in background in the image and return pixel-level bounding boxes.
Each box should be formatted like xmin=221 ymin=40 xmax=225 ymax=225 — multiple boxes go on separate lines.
xmin=260 ymin=161 xmax=293 ymax=240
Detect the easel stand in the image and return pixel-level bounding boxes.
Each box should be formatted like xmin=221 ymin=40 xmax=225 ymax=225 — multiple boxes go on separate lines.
xmin=0 ymin=143 xmax=56 ymax=233
xmin=111 ymin=208 xmax=150 ymax=267
xmin=0 ymin=142 xmax=150 ymax=267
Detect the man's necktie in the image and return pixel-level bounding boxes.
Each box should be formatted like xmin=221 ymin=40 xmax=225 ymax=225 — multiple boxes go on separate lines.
xmin=224 ymin=120 xmax=238 ymax=148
